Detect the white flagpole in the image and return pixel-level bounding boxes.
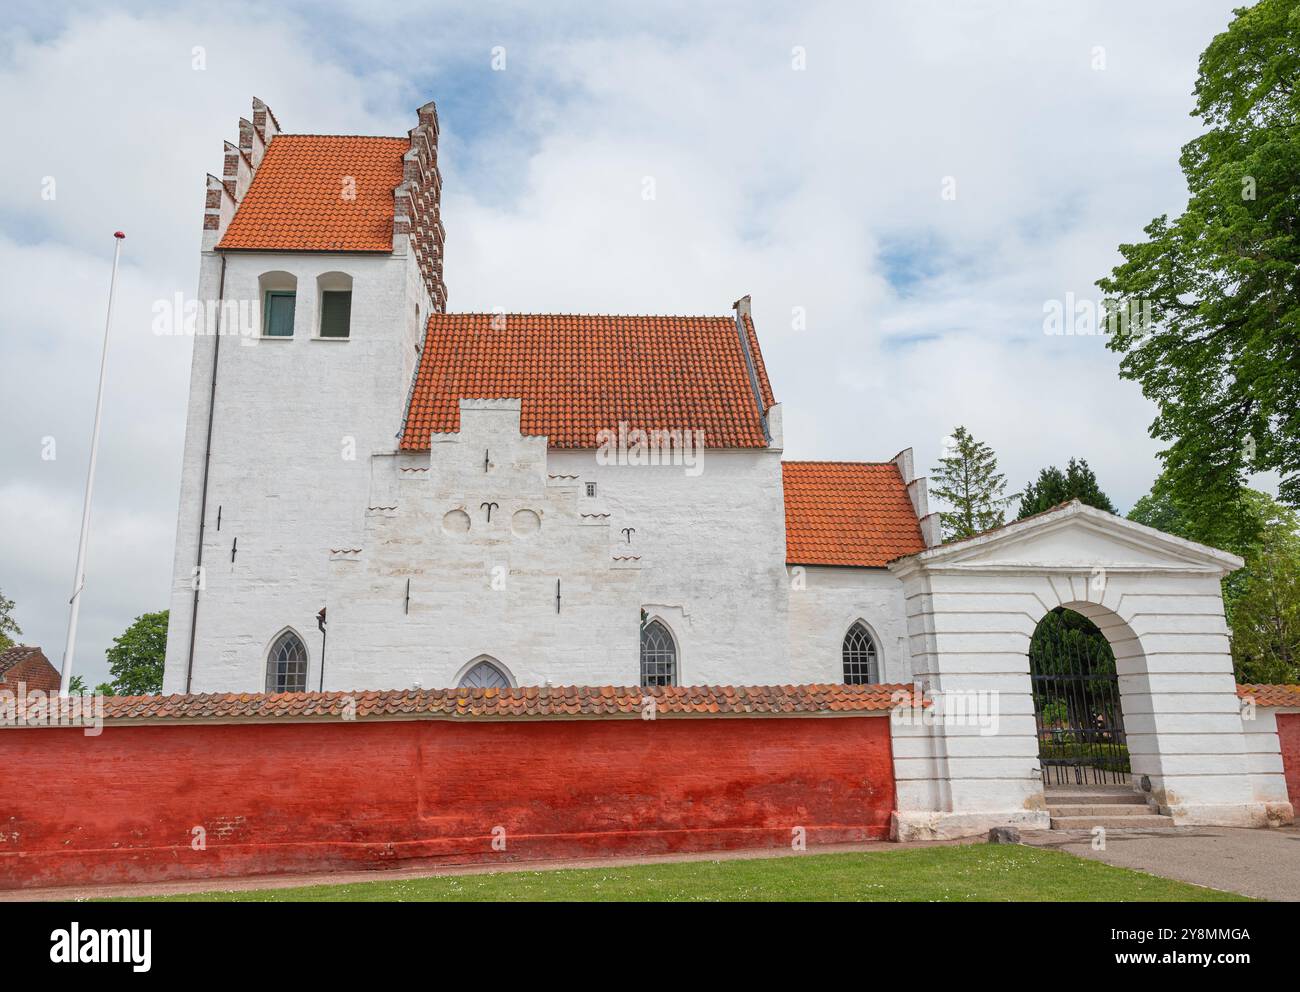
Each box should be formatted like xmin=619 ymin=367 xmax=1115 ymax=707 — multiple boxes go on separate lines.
xmin=59 ymin=231 xmax=126 ymax=696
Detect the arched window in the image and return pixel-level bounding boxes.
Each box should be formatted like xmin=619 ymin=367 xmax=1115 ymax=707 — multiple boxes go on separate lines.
xmin=259 ymin=271 xmax=297 ymax=338
xmin=316 ymin=271 xmax=353 ymax=339
xmin=842 ymin=621 xmax=879 ymax=684
xmin=640 ymin=619 xmax=677 ymax=687
xmin=459 ymin=658 xmax=512 ymax=689
xmin=266 ymin=629 xmax=308 ymax=693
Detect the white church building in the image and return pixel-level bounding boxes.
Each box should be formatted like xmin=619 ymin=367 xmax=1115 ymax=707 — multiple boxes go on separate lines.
xmin=161 ymin=98 xmax=1294 ymax=839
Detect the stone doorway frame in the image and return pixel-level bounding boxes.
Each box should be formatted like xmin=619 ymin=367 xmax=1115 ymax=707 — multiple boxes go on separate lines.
xmin=886 ymin=501 xmax=1292 ymax=840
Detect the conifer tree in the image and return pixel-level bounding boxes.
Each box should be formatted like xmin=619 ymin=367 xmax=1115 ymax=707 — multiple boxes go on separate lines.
xmin=930 ymin=426 xmax=1013 ymax=541
xmin=1017 ymin=458 xmax=1116 ymax=519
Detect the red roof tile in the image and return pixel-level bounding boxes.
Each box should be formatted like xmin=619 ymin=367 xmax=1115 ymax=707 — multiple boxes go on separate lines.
xmin=782 ymin=461 xmax=925 ymax=567
xmin=1238 ymin=683 xmax=1300 ymax=707
xmin=218 ymin=135 xmax=407 ymax=252
xmin=75 ymin=683 xmax=913 ymax=724
xmin=400 ymin=312 xmax=776 ymax=449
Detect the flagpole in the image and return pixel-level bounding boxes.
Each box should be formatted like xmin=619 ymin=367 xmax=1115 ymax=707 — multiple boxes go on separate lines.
xmin=59 ymin=231 xmax=125 ymax=696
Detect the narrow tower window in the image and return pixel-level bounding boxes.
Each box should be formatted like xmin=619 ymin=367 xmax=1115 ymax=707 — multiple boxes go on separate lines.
xmin=317 ymin=272 xmax=353 ymax=338
xmin=264 ymin=291 xmax=296 ymax=337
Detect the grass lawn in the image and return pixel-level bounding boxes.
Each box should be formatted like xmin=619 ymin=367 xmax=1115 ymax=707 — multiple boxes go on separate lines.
xmin=127 ymin=844 xmax=1247 ymax=902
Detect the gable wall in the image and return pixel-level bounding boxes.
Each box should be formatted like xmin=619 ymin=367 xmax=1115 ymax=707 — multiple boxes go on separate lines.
xmin=320 ymin=407 xmax=797 ymax=688
xmin=0 ymin=653 xmax=61 ymax=693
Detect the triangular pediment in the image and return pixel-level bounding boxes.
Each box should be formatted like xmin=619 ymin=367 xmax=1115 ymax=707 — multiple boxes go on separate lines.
xmin=889 ymin=501 xmax=1243 ymax=576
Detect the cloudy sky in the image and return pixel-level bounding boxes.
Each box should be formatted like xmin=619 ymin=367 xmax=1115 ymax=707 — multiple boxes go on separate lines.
xmin=0 ymin=0 xmax=1251 ymax=685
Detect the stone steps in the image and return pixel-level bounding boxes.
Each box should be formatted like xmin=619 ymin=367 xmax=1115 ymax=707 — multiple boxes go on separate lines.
xmin=1044 ymin=791 xmax=1148 ymax=806
xmin=1048 ymin=803 xmax=1160 ymax=818
xmin=1049 ymin=814 xmax=1176 ymax=830
xmin=1044 ymin=788 xmax=1176 ymax=829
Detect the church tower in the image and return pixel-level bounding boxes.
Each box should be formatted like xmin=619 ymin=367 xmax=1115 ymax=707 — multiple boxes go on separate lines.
xmin=162 ymin=99 xmax=447 ymax=693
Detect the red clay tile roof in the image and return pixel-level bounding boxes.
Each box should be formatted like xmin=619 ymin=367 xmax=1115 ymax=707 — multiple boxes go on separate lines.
xmin=782 ymin=461 xmax=926 ymax=567
xmin=218 ymin=135 xmax=408 ymax=252
xmin=400 ymin=314 xmax=774 ymax=449
xmin=400 ymin=313 xmax=776 ymax=450
xmin=1238 ymin=683 xmax=1300 ymax=707
xmin=78 ymin=683 xmax=913 ymax=724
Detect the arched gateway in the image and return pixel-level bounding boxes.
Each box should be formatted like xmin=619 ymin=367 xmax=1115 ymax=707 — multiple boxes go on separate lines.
xmin=886 ymin=501 xmax=1291 ymax=841
xmin=1029 ymin=606 xmax=1126 ymax=788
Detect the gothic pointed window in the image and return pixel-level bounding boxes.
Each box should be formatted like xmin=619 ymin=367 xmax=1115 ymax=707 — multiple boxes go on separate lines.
xmin=459 ymin=659 xmax=511 ymax=689
xmin=842 ymin=622 xmax=879 ymax=684
xmin=640 ymin=619 xmax=677 ymax=687
xmin=266 ymin=630 xmax=308 ymax=693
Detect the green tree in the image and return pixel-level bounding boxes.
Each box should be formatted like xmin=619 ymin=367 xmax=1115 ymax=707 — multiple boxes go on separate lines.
xmin=1017 ymin=458 xmax=1116 ymax=519
xmin=69 ymin=674 xmax=117 ymax=696
xmin=0 ymin=589 xmax=20 ymax=650
xmin=1129 ymin=477 xmax=1300 ymax=682
xmin=1128 ymin=474 xmax=1264 ymax=624
xmin=104 ymin=610 xmax=168 ymax=696
xmin=1230 ymin=498 xmax=1300 ymax=683
xmin=930 ymin=426 xmax=1013 ymax=541
xmin=1097 ymin=0 xmax=1300 ymax=517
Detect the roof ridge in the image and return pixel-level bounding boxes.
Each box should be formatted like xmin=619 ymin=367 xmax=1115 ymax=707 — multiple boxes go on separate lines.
xmin=429 ymin=311 xmax=736 ymax=320
xmin=783 ymin=459 xmax=897 ymax=467
xmin=913 ymin=499 xmax=1079 ymax=554
xmin=276 ymin=133 xmax=408 ymax=141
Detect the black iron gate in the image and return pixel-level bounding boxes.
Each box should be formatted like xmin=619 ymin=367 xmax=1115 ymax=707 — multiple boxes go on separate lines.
xmin=1029 ymin=608 xmax=1129 ymax=786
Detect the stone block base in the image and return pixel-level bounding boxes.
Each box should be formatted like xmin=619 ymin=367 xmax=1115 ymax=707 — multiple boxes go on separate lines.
xmin=1163 ymin=802 xmax=1294 ymax=828
xmin=890 ymin=809 xmax=1050 ymax=842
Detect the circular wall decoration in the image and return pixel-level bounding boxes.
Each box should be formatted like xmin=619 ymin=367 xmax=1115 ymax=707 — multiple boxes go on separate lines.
xmin=441 ymin=508 xmax=471 ymax=535
xmin=511 ymin=508 xmax=541 ymax=537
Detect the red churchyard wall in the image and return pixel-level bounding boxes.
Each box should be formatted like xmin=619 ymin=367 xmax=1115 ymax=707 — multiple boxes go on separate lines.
xmin=0 ymin=713 xmax=895 ymax=890
xmin=1278 ymin=712 xmax=1300 ymax=808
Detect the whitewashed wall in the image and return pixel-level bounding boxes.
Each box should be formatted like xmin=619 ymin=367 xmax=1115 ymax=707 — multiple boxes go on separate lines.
xmin=162 ymin=245 xmax=432 ymax=693
xmin=786 ymin=566 xmax=912 ymax=684
xmin=316 ymin=406 xmax=792 ymax=688
xmin=546 ymin=446 xmax=791 ymax=685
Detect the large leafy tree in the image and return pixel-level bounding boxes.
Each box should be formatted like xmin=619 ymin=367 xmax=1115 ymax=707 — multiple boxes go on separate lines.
xmin=1129 ymin=478 xmax=1300 ymax=682
xmin=1129 ymin=473 xmax=1262 ymax=621
xmin=930 ymin=426 xmax=1013 ymax=541
xmin=1098 ymin=0 xmax=1300 ymax=518
xmin=104 ymin=610 xmax=168 ymax=696
xmin=1018 ymin=458 xmax=1116 ymax=519
xmin=0 ymin=589 xmax=20 ymax=650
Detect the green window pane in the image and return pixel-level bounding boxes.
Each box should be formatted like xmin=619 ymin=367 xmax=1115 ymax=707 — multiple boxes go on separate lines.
xmin=320 ymin=290 xmax=352 ymax=338
xmin=264 ymin=292 xmax=296 ymax=337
